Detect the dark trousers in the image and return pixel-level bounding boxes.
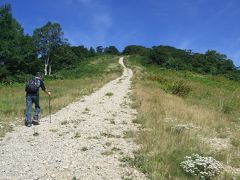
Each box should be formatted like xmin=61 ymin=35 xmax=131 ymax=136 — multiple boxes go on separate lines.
xmin=25 ymin=95 xmax=40 ymax=124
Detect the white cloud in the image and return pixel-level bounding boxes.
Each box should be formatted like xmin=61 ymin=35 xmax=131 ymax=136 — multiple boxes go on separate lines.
xmin=92 ymin=13 xmax=112 ymax=28
xmin=64 ymin=0 xmax=113 ymax=46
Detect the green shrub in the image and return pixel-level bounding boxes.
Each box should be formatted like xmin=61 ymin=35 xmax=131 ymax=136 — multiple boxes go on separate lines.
xmin=45 ymin=74 xmax=64 ymax=80
xmin=168 ymin=81 xmax=192 ymax=97
xmin=180 ymin=154 xmax=223 ymax=179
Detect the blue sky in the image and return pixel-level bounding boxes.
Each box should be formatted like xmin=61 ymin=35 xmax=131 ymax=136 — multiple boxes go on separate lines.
xmin=1 ymin=0 xmax=240 ymax=66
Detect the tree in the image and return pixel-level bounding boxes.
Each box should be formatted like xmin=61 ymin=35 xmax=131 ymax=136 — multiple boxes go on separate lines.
xmin=0 ymin=3 xmax=38 ymax=82
xmin=51 ymin=45 xmax=78 ymax=72
xmin=71 ymin=45 xmax=89 ymax=60
xmin=96 ymin=46 xmax=104 ymax=54
xmin=89 ymin=47 xmax=96 ymax=57
xmin=33 ymin=22 xmax=66 ymax=75
xmin=104 ymin=46 xmax=119 ymax=55
xmin=123 ymin=45 xmax=150 ymax=56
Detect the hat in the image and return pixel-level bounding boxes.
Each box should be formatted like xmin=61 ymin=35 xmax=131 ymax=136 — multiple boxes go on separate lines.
xmin=36 ymin=72 xmax=41 ymax=78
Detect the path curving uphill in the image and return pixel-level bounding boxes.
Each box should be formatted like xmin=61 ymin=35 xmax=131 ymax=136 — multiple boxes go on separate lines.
xmin=0 ymin=57 xmax=146 ymax=180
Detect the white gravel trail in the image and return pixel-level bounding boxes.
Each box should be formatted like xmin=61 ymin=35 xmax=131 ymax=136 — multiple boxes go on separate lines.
xmin=0 ymin=57 xmax=146 ymax=180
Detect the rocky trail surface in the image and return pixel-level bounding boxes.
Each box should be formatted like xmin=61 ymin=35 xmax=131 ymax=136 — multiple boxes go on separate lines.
xmin=0 ymin=57 xmax=146 ymax=180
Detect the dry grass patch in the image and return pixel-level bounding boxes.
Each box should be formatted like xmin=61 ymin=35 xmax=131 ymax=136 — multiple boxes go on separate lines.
xmin=0 ymin=55 xmax=122 ymax=137
xmin=125 ymin=56 xmax=240 ymax=179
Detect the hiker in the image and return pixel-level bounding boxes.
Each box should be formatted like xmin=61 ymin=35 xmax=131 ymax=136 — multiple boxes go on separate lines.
xmin=25 ymin=72 xmax=51 ymax=127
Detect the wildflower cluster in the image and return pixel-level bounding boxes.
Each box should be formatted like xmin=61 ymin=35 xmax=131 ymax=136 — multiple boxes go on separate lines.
xmin=180 ymin=154 xmax=223 ymax=179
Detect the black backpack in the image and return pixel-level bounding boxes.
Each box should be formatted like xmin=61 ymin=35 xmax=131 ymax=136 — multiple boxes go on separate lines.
xmin=26 ymin=78 xmax=39 ymax=93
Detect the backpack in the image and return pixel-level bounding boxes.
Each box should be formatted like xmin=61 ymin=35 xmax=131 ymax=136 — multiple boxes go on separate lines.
xmin=26 ymin=78 xmax=39 ymax=93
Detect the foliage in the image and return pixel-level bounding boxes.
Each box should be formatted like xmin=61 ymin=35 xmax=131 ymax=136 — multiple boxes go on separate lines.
xmin=89 ymin=47 xmax=96 ymax=57
xmin=180 ymin=154 xmax=223 ymax=179
xmin=96 ymin=46 xmax=104 ymax=54
xmin=125 ymin=45 xmax=240 ymax=81
xmin=0 ymin=55 xmax=121 ymax=137
xmin=168 ymin=80 xmax=192 ymax=97
xmin=123 ymin=45 xmax=150 ymax=56
xmin=125 ymin=56 xmax=240 ymax=179
xmin=33 ymin=21 xmax=66 ymax=75
xmin=104 ymin=46 xmax=119 ymax=55
xmin=0 ymin=4 xmax=39 ymax=83
xmin=50 ymin=45 xmax=79 ymax=72
xmin=71 ymin=45 xmax=92 ymax=59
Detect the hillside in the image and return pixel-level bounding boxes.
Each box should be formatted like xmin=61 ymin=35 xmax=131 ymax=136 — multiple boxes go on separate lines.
xmin=125 ymin=55 xmax=240 ymax=179
xmin=0 ymin=57 xmax=147 ymax=179
xmin=0 ymin=55 xmax=122 ymax=137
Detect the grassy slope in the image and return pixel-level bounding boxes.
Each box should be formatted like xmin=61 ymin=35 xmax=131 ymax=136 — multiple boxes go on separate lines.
xmin=0 ymin=55 xmax=122 ymax=137
xmin=125 ymin=55 xmax=240 ymax=179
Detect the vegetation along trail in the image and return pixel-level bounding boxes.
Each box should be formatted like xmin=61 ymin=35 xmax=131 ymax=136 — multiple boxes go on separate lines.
xmin=0 ymin=57 xmax=146 ymax=180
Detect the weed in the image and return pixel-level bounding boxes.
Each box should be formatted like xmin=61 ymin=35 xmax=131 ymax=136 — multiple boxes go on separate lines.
xmin=105 ymin=92 xmax=114 ymax=96
xmin=168 ymin=80 xmax=192 ymax=97
xmin=81 ymin=147 xmax=88 ymax=151
xmin=180 ymin=154 xmax=223 ymax=179
xmin=110 ymin=119 xmax=115 ymax=124
xmin=112 ymin=147 xmax=121 ymax=152
xmin=123 ymin=130 xmax=135 ymax=138
xmin=85 ymin=107 xmax=90 ymax=111
xmin=61 ymin=120 xmax=68 ymax=125
xmin=74 ymin=132 xmax=81 ymax=138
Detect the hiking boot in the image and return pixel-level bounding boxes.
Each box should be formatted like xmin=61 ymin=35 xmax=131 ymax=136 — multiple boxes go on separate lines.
xmin=32 ymin=120 xmax=39 ymax=125
xmin=25 ymin=122 xmax=32 ymax=127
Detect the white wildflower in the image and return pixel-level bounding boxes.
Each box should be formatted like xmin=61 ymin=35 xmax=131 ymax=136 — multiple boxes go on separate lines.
xmin=180 ymin=153 xmax=223 ymax=179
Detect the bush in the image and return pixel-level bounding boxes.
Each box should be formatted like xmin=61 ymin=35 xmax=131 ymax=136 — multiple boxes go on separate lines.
xmin=180 ymin=154 xmax=223 ymax=179
xmin=168 ymin=80 xmax=192 ymax=97
xmin=0 ymin=73 xmax=32 ymax=84
xmin=44 ymin=74 xmax=64 ymax=80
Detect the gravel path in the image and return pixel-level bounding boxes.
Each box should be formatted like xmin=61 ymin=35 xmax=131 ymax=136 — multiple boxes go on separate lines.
xmin=0 ymin=57 xmax=146 ymax=180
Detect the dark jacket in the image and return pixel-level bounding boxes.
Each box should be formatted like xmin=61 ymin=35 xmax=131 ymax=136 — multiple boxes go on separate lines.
xmin=25 ymin=77 xmax=46 ymax=96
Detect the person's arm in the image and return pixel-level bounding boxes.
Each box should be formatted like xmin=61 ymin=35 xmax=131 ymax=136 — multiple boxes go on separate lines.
xmin=40 ymin=80 xmax=51 ymax=96
xmin=43 ymin=89 xmax=51 ymax=96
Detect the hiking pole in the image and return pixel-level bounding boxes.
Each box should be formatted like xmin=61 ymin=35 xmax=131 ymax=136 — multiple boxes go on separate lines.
xmin=49 ymin=94 xmax=51 ymax=123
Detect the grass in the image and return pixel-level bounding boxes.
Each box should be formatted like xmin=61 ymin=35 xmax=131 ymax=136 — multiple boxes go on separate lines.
xmin=123 ymin=130 xmax=135 ymax=139
xmin=105 ymin=92 xmax=114 ymax=96
xmin=74 ymin=132 xmax=81 ymax=138
xmin=125 ymin=55 xmax=240 ymax=179
xmin=0 ymin=55 xmax=122 ymax=137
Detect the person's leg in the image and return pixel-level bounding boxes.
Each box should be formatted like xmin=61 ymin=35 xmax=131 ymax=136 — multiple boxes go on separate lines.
xmin=33 ymin=95 xmax=40 ymax=125
xmin=25 ymin=95 xmax=32 ymax=126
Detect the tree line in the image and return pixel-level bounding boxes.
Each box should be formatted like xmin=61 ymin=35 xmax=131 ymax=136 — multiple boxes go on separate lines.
xmin=0 ymin=4 xmax=119 ymax=83
xmin=123 ymin=45 xmax=240 ymax=80
xmin=1 ymin=3 xmax=239 ymax=83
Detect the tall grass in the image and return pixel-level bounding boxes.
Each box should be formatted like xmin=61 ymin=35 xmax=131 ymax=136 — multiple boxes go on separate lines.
xmin=0 ymin=55 xmax=122 ymax=137
xmin=125 ymin=55 xmax=240 ymax=179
